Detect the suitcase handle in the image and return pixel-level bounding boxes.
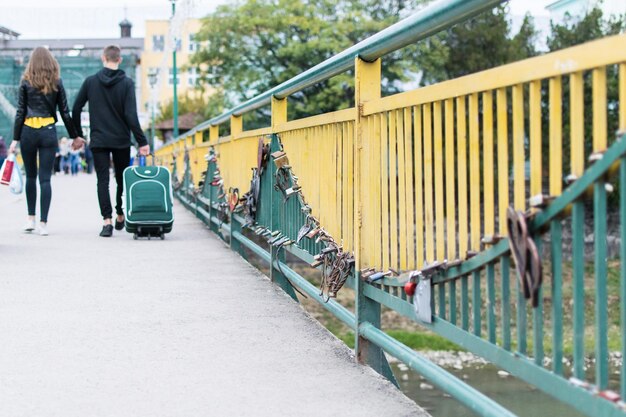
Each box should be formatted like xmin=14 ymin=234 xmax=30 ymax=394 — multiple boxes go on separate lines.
xmin=138 ymin=153 xmax=156 ymax=167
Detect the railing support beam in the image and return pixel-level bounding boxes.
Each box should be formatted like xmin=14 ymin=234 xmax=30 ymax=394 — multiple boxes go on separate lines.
xmin=354 ymin=56 xmax=396 ymax=385
xmin=268 ymin=134 xmax=298 ymax=302
xmin=230 ymin=115 xmax=243 ymax=137
xmin=271 ymin=97 xmax=288 ymax=128
xmin=209 ymin=125 xmax=219 ymax=143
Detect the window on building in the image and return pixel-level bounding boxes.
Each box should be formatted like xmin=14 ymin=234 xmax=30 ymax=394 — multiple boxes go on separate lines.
xmin=188 ymin=67 xmax=200 ymax=86
xmin=152 ymin=35 xmax=165 ymax=52
xmin=168 ymin=68 xmax=180 ymax=86
xmin=189 ymin=33 xmax=199 ymax=53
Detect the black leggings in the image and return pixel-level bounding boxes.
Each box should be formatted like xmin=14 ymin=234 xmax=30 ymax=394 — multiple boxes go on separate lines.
xmin=92 ymin=147 xmax=130 ymax=220
xmin=20 ymin=125 xmax=57 ymax=223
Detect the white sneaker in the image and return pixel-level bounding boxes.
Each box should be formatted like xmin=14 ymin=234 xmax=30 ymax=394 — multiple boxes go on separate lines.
xmin=23 ymin=220 xmax=36 ymax=232
xmin=39 ymin=223 xmax=49 ymax=236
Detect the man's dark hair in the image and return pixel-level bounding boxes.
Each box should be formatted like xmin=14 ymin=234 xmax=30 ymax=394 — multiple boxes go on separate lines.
xmin=103 ymin=45 xmax=121 ymax=63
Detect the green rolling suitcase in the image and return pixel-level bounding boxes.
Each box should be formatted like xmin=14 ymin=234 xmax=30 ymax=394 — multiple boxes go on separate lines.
xmin=123 ymin=163 xmax=174 ymax=240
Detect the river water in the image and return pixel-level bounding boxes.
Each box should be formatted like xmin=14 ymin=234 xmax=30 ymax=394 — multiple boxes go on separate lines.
xmin=391 ymin=362 xmax=587 ymax=417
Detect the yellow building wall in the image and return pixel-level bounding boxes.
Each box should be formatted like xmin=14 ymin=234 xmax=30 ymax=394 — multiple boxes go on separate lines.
xmin=141 ymin=19 xmax=203 ymax=113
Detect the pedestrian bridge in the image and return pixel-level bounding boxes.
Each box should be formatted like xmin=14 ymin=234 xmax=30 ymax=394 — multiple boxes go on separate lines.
xmin=152 ymin=0 xmax=626 ymax=415
xmin=0 ymin=175 xmax=423 ymax=416
xmin=3 ymin=0 xmax=626 ymax=415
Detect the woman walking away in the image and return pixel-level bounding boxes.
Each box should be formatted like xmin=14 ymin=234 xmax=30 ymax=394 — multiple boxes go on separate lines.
xmin=9 ymin=47 xmax=81 ymax=236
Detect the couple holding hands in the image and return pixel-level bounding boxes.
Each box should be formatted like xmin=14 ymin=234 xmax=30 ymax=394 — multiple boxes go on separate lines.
xmin=10 ymin=45 xmax=149 ymax=237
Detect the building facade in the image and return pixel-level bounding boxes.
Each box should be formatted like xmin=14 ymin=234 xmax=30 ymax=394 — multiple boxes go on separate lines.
xmin=140 ymin=19 xmax=203 ymax=115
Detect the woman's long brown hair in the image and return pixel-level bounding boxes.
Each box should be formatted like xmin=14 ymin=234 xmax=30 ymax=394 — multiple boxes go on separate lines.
xmin=23 ymin=47 xmax=59 ymax=95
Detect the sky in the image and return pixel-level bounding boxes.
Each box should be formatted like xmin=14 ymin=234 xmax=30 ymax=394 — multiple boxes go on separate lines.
xmin=0 ymin=0 xmax=228 ymax=39
xmin=0 ymin=0 xmax=553 ymax=40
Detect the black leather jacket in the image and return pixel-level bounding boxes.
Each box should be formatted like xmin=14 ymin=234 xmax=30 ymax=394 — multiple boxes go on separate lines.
xmin=13 ymin=78 xmax=79 ymax=141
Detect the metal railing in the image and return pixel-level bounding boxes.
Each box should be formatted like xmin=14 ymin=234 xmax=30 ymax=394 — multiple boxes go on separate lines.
xmin=156 ymin=1 xmax=626 ymax=415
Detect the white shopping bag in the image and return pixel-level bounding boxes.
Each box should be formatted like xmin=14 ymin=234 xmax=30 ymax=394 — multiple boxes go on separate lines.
xmin=8 ymin=160 xmax=23 ymax=194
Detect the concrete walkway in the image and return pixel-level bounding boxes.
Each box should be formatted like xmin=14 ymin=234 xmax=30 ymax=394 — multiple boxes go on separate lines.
xmin=0 ymin=174 xmax=424 ymax=417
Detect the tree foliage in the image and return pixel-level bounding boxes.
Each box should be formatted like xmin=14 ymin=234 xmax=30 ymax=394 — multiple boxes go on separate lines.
xmin=547 ymin=7 xmax=625 ymax=51
xmin=190 ymin=0 xmax=425 ymax=125
xmin=157 ymin=89 xmax=230 ymax=124
xmin=415 ymin=5 xmax=538 ymax=85
xmin=546 ymin=10 xmax=625 ymax=149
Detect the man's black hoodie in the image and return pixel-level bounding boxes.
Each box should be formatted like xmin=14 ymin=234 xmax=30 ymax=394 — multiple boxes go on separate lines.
xmin=72 ymin=68 xmax=147 ymax=149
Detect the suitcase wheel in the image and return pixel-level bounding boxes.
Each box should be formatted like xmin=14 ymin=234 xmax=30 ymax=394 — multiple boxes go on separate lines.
xmin=133 ymin=233 xmax=138 ymax=240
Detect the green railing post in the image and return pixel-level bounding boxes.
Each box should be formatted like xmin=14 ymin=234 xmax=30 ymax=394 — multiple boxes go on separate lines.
xmin=268 ymin=134 xmax=297 ymax=301
xmin=231 ymin=216 xmax=243 ymax=256
xmin=208 ymin=127 xmax=220 ymax=234
xmin=183 ymin=148 xmax=192 ymax=204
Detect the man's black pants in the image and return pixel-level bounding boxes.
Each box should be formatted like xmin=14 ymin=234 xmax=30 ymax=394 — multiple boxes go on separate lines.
xmin=92 ymin=147 xmax=130 ymax=220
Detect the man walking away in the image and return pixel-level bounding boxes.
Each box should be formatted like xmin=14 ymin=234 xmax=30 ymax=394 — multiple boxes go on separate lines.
xmin=72 ymin=45 xmax=149 ymax=237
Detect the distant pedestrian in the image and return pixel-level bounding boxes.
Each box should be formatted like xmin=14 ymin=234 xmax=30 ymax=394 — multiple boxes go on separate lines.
xmin=9 ymin=46 xmax=81 ymax=236
xmin=72 ymin=44 xmax=149 ymax=237
xmin=69 ymin=146 xmax=81 ymax=175
xmin=59 ymin=137 xmax=70 ymax=174
xmin=84 ymin=144 xmax=94 ymax=174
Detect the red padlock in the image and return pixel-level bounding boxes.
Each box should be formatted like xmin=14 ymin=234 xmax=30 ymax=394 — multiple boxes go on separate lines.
xmin=599 ymin=390 xmax=620 ymax=403
xmin=404 ymin=281 xmax=417 ymax=297
xmin=1 ymin=154 xmax=15 ymax=186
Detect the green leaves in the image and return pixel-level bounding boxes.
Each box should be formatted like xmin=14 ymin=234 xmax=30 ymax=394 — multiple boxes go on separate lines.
xmin=416 ymin=6 xmax=539 ymax=85
xmin=548 ymin=8 xmax=625 ymax=52
xmin=188 ymin=0 xmax=425 ymax=127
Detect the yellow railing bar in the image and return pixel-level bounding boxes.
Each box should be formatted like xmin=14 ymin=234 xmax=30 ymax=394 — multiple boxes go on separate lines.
xmin=592 ymin=68 xmax=607 ymax=152
xmin=423 ymin=104 xmax=435 ymax=264
xmin=530 ymin=80 xmax=542 ymax=201
xmin=414 ymin=106 xmax=424 ymax=268
xmin=469 ymin=93 xmax=480 ymax=251
xmin=434 ymin=101 xmax=445 ymax=261
xmin=381 ymin=113 xmax=390 ymax=270
xmin=397 ymin=109 xmax=409 ymax=270
xmin=621 ymin=63 xmax=626 ymax=131
xmin=456 ymin=97 xmax=468 ymax=258
xmin=274 ymin=108 xmax=356 ymax=133
xmin=389 ymin=110 xmax=399 ymax=268
xmin=549 ymin=77 xmax=563 ymax=197
xmin=404 ymin=108 xmax=416 ymax=270
xmin=345 ymin=121 xmax=355 ymax=253
xmin=571 ymin=72 xmax=585 ymax=177
xmin=482 ymin=91 xmax=494 ymax=238
xmin=233 ymin=127 xmax=273 ymax=141
xmin=445 ymin=99 xmax=456 ymax=260
xmin=496 ymin=88 xmax=508 ymax=236
xmin=363 ymin=34 xmax=626 ymax=116
xmin=366 ymin=116 xmax=380 ymax=267
xmin=513 ymin=84 xmax=525 ymax=211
